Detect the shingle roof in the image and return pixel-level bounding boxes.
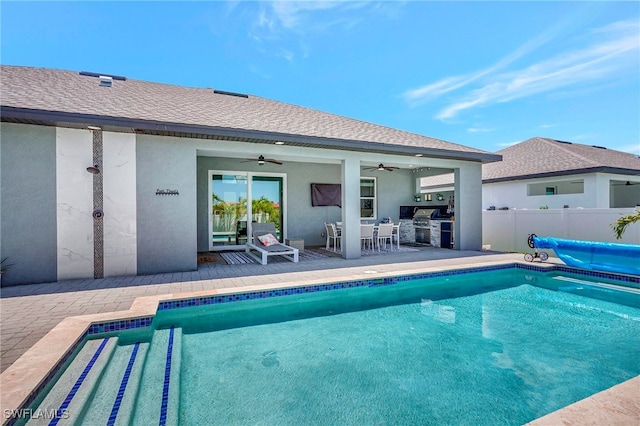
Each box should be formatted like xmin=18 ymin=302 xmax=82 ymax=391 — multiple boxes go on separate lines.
xmin=422 ymin=137 xmax=640 ymax=188
xmin=0 ymin=65 xmax=499 ymax=162
xmin=483 ymin=137 xmax=640 ymax=182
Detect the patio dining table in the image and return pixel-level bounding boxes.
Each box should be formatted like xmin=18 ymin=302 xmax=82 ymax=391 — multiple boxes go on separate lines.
xmin=336 ymin=223 xmax=401 ymax=250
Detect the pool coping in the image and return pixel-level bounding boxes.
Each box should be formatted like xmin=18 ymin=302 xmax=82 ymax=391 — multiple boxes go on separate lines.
xmin=1 ymin=259 xmax=639 ymax=425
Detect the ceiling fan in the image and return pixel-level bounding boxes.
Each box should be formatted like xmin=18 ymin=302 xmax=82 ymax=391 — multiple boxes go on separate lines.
xmin=242 ymin=155 xmax=282 ymax=166
xmin=363 ymin=163 xmax=400 ymax=172
xmin=612 ymin=180 xmax=640 ymax=186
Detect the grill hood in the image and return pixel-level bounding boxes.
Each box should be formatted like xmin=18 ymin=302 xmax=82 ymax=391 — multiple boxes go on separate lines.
xmin=413 ymin=209 xmax=435 ymax=218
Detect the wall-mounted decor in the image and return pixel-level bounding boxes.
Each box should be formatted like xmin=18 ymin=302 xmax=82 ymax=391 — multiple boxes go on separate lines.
xmin=425 ymin=193 xmax=432 ymax=201
xmin=414 ymin=194 xmax=421 ymax=202
xmin=156 ymin=189 xmax=179 ymax=196
xmin=436 ymin=193 xmax=444 ymax=201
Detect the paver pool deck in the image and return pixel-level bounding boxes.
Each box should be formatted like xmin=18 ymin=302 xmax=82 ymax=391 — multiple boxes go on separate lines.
xmin=1 ymin=248 xmax=638 ymax=425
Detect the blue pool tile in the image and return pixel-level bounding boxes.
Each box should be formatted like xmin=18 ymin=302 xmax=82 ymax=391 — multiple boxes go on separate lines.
xmin=159 ymin=327 xmax=175 ymax=426
xmin=107 ymin=342 xmax=140 ymax=426
xmin=158 ymin=263 xmax=640 ymax=312
xmin=49 ymin=338 xmax=110 ymax=426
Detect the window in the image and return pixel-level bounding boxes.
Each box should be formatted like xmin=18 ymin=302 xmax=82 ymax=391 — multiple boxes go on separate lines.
xmin=527 ymin=180 xmax=584 ymax=196
xmin=360 ymin=177 xmax=376 ymax=219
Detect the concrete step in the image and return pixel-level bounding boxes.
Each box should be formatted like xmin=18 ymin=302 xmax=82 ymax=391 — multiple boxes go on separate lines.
xmin=132 ymin=327 xmax=182 ymax=426
xmin=78 ymin=341 xmax=149 ymax=425
xmin=26 ymin=337 xmax=117 ymax=426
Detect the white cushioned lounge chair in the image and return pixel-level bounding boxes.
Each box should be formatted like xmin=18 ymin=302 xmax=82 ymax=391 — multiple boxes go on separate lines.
xmin=245 ymin=222 xmax=299 ymax=265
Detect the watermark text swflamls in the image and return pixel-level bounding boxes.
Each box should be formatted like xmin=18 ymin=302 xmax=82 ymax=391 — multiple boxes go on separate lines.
xmin=4 ymin=408 xmax=69 ymax=420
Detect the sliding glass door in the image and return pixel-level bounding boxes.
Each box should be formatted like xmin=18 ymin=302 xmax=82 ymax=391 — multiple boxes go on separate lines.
xmin=209 ymin=171 xmax=285 ymax=251
xmin=210 ymin=174 xmax=248 ymax=249
xmin=251 ymin=176 xmax=283 ymax=239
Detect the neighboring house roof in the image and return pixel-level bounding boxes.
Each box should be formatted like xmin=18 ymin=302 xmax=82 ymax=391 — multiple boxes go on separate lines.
xmin=483 ymin=137 xmax=640 ymax=183
xmin=422 ymin=137 xmax=640 ymax=188
xmin=0 ymin=65 xmax=500 ymax=163
xmin=420 ymin=173 xmax=455 ymax=190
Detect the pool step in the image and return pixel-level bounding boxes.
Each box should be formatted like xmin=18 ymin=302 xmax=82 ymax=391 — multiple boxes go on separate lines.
xmin=77 ymin=341 xmax=149 ymax=425
xmin=132 ymin=327 xmax=182 ymax=426
xmin=26 ymin=337 xmax=117 ymax=426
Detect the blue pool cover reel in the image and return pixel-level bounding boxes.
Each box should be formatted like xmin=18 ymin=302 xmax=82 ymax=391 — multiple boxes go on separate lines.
xmin=532 ymin=236 xmax=640 ymax=276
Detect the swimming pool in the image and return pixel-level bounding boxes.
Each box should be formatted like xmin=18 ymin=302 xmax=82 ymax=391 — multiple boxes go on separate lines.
xmin=13 ymin=264 xmax=640 ymax=425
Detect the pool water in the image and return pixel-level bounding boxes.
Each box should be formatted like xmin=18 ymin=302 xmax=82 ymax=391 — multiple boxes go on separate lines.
xmin=25 ymin=268 xmax=640 ymax=425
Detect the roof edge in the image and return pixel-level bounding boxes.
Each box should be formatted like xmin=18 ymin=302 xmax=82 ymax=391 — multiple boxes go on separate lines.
xmin=1 ymin=106 xmax=502 ymax=163
xmin=484 ymin=167 xmax=640 ymax=183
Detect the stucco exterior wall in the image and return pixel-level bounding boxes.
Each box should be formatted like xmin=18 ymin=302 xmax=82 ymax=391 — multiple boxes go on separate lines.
xmin=482 ymin=173 xmax=640 ymax=210
xmin=0 ymin=123 xmax=57 ymax=285
xmin=482 ymin=174 xmax=600 ymax=210
xmin=136 ymin=135 xmax=197 ymax=274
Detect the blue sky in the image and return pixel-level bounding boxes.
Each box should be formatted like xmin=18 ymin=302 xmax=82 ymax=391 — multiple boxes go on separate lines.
xmin=2 ymin=1 xmax=639 ymax=154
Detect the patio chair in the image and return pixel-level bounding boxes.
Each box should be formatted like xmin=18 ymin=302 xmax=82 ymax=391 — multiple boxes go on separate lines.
xmin=246 ymin=222 xmax=299 ymax=265
xmin=361 ymin=224 xmax=375 ymax=250
xmin=376 ymin=223 xmax=394 ymax=251
xmin=391 ymin=222 xmax=401 ymax=250
xmin=325 ymin=223 xmax=342 ymax=251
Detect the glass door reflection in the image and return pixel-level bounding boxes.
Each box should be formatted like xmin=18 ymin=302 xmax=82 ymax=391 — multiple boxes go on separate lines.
xmin=211 ymin=174 xmax=247 ymax=248
xmin=250 ymin=176 xmax=283 ymax=241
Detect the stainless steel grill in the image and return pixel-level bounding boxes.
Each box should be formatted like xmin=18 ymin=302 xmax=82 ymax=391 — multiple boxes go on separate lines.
xmin=413 ymin=209 xmax=434 ymax=244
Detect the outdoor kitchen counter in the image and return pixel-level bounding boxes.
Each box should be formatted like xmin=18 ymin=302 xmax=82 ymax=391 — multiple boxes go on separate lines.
xmin=398 ymin=219 xmax=415 ymax=244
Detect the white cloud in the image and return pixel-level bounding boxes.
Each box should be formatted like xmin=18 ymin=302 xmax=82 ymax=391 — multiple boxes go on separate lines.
xmin=254 ymin=1 xmax=375 ymax=36
xmin=403 ymin=18 xmax=640 ymax=120
xmin=402 ymin=18 xmax=566 ymax=107
xmin=246 ymin=1 xmax=396 ymax=61
xmin=617 ymin=143 xmax=640 ymax=155
xmin=278 ymin=48 xmax=295 ymax=62
xmin=497 ymin=141 xmax=520 ymax=147
xmin=467 ymin=127 xmax=494 ymax=133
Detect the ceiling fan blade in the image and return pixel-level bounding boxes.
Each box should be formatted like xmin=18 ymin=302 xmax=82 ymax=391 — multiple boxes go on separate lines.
xmin=240 ymin=156 xmax=282 ymax=165
xmin=362 ymin=164 xmax=399 ymax=171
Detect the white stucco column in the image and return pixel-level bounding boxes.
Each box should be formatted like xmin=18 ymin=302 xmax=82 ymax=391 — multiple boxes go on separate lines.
xmin=341 ymin=157 xmax=362 ymax=259
xmin=454 ymin=163 xmax=483 ymax=250
xmin=593 ymin=174 xmax=611 ymax=208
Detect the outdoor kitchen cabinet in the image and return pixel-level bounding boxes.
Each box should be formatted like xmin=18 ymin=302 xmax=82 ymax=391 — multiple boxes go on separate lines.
xmin=430 ymin=220 xmax=453 ymax=249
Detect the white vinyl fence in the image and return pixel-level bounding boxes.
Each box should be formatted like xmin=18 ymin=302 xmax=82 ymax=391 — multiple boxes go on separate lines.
xmin=482 ymin=208 xmax=640 ymax=254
